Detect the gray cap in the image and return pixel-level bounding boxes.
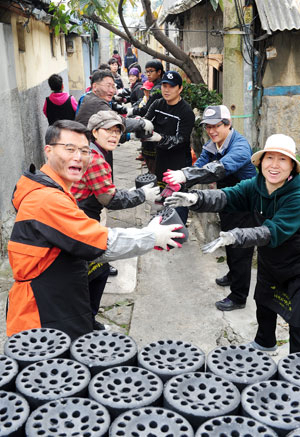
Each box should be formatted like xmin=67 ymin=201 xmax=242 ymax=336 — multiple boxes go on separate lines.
xmin=200 ymin=105 xmax=231 ymax=125
xmin=88 ymin=110 xmax=125 ymax=132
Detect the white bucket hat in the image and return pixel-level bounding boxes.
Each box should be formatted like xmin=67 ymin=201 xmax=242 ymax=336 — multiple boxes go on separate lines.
xmin=251 ymin=134 xmax=300 ymax=173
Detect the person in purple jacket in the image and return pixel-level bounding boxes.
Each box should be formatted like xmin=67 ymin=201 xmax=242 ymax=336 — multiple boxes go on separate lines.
xmin=43 ymin=74 xmax=78 ymax=125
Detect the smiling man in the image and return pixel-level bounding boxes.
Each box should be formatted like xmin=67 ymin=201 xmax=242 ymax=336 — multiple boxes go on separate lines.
xmin=142 ymin=71 xmax=195 ymax=224
xmin=163 ymin=105 xmax=257 ymax=312
xmin=6 ymin=120 xmax=184 ymax=340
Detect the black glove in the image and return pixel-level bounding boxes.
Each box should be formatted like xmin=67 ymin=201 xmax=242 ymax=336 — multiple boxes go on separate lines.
xmin=111 ymin=101 xmax=127 ymax=115
xmin=183 ymin=161 xmax=226 ymax=188
xmin=156 ymin=135 xmax=185 ymax=151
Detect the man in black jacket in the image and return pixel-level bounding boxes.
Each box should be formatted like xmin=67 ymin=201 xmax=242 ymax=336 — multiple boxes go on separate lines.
xmin=145 ymin=71 xmax=195 ymax=224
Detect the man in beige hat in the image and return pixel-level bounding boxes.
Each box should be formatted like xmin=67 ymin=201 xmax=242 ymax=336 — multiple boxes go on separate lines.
xmin=166 ymin=134 xmax=300 ymax=354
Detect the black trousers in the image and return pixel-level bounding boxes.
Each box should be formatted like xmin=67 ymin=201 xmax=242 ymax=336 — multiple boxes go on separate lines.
xmin=89 ymin=270 xmax=110 ymax=317
xmin=219 ymin=211 xmax=254 ymax=305
xmin=226 ymin=245 xmax=254 ymax=305
xmin=255 ymin=303 xmax=300 ymax=353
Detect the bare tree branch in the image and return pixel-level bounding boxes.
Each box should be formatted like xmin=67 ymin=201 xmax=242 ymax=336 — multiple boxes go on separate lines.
xmin=87 ymin=0 xmax=204 ymax=83
xmin=89 ymin=12 xmax=189 ymax=67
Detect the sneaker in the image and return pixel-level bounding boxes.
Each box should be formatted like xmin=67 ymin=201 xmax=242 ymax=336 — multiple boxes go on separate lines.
xmin=93 ymin=320 xmax=110 ymax=331
xmin=248 ymin=341 xmax=278 ymax=356
xmin=215 ymin=297 xmax=245 ymax=311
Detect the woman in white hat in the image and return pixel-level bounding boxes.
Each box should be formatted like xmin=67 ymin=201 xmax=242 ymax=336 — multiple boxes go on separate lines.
xmin=165 ymin=134 xmax=300 ymax=354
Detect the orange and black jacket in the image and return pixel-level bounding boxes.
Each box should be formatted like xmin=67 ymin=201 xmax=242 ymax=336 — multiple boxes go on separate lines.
xmin=7 ymin=164 xmax=108 ymax=340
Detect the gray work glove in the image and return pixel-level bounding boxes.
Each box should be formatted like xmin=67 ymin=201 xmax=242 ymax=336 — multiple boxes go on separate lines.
xmin=145 ymin=132 xmax=162 ymax=142
xmin=141 ymin=183 xmax=161 ymax=203
xmin=164 ymin=192 xmax=198 ymax=208
xmin=163 ymin=169 xmax=187 ymax=185
xmin=202 ymin=231 xmax=236 ymax=254
xmin=147 ymin=215 xmax=184 ymax=250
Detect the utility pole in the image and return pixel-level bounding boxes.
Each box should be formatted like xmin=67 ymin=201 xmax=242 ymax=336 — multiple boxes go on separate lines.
xmin=223 ymin=0 xmax=253 ymax=144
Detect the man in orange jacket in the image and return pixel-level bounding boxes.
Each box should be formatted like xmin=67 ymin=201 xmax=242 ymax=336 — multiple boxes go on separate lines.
xmin=7 ymin=120 xmax=184 ymax=340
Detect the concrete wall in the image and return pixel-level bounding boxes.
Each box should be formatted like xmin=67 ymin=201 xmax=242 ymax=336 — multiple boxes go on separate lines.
xmin=11 ymin=15 xmax=67 ymax=91
xmin=99 ymin=26 xmax=111 ymax=65
xmin=68 ymin=35 xmax=86 ymax=100
xmin=259 ymin=95 xmax=300 ymax=150
xmin=263 ymin=32 xmax=300 ymax=88
xmin=0 ymin=22 xmax=24 ymax=257
xmin=258 ymin=32 xmax=300 ymax=149
xmin=183 ymin=5 xmax=223 ymax=54
xmin=0 ymin=13 xmax=75 ymax=258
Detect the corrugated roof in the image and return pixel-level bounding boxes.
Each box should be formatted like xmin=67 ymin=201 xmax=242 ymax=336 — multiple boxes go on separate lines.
xmin=158 ymin=0 xmax=203 ymax=25
xmin=255 ymin=0 xmax=300 ymax=34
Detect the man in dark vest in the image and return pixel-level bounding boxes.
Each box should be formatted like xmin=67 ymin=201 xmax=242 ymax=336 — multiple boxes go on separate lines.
xmin=43 ymin=74 xmax=77 ymax=125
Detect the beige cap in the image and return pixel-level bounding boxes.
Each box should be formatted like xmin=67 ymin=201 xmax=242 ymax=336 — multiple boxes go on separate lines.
xmin=88 ymin=110 xmax=125 ymax=133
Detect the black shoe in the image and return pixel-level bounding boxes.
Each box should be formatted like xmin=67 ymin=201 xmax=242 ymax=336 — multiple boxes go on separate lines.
xmin=93 ymin=320 xmax=110 ymax=331
xmin=108 ymin=264 xmax=118 ymax=276
xmin=215 ymin=297 xmax=245 ymax=311
xmin=215 ymin=275 xmax=232 ymax=287
xmin=93 ymin=320 xmax=106 ymax=330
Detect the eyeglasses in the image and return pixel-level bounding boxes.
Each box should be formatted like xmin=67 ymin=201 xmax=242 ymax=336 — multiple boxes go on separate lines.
xmin=99 ymin=83 xmax=116 ymax=90
xmin=49 ymin=143 xmax=91 ymax=157
xmin=146 ymin=69 xmax=156 ymax=74
xmin=103 ymin=127 xmax=122 ymax=136
xmin=204 ymin=122 xmax=224 ymax=131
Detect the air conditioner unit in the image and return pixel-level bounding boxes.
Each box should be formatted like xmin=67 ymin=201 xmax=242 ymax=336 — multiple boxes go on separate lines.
xmin=66 ymin=39 xmax=75 ymax=53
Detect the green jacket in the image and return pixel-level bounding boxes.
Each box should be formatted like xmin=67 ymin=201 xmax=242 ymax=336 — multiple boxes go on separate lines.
xmin=222 ymin=173 xmax=300 ymax=248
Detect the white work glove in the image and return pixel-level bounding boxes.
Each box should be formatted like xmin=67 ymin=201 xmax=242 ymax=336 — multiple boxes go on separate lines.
xmin=147 ymin=216 xmax=184 ymax=250
xmin=114 ymin=95 xmax=123 ymax=102
xmin=202 ymin=231 xmax=236 ymax=254
xmin=127 ymin=107 xmax=134 ymax=117
xmin=145 ymin=132 xmax=162 ymax=142
xmin=142 ymin=119 xmax=154 ymax=135
xmin=141 ymin=183 xmax=161 ymax=203
xmin=164 ymin=192 xmax=198 ymax=208
xmin=163 ymin=169 xmax=186 ymax=185
xmin=129 ymin=133 xmax=138 ymax=141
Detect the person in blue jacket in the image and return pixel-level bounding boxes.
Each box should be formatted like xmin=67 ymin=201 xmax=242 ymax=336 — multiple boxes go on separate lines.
xmin=163 ymin=105 xmax=257 ymax=312
xmin=165 ymin=134 xmax=300 ymax=354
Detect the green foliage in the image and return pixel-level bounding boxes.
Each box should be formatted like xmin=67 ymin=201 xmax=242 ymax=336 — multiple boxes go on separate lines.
xmin=48 ymin=0 xmax=120 ymax=36
xmin=210 ymin=0 xmax=232 ymax=12
xmin=49 ymin=2 xmax=72 ymax=36
xmin=181 ymin=81 xmax=222 ymax=141
xmin=69 ymin=0 xmax=120 ymax=23
xmin=181 ymin=81 xmax=222 ymax=112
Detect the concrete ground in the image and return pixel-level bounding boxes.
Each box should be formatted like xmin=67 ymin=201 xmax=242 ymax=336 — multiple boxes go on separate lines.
xmin=99 ymin=139 xmax=290 ymax=362
xmin=0 ymin=138 xmax=289 ymax=363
